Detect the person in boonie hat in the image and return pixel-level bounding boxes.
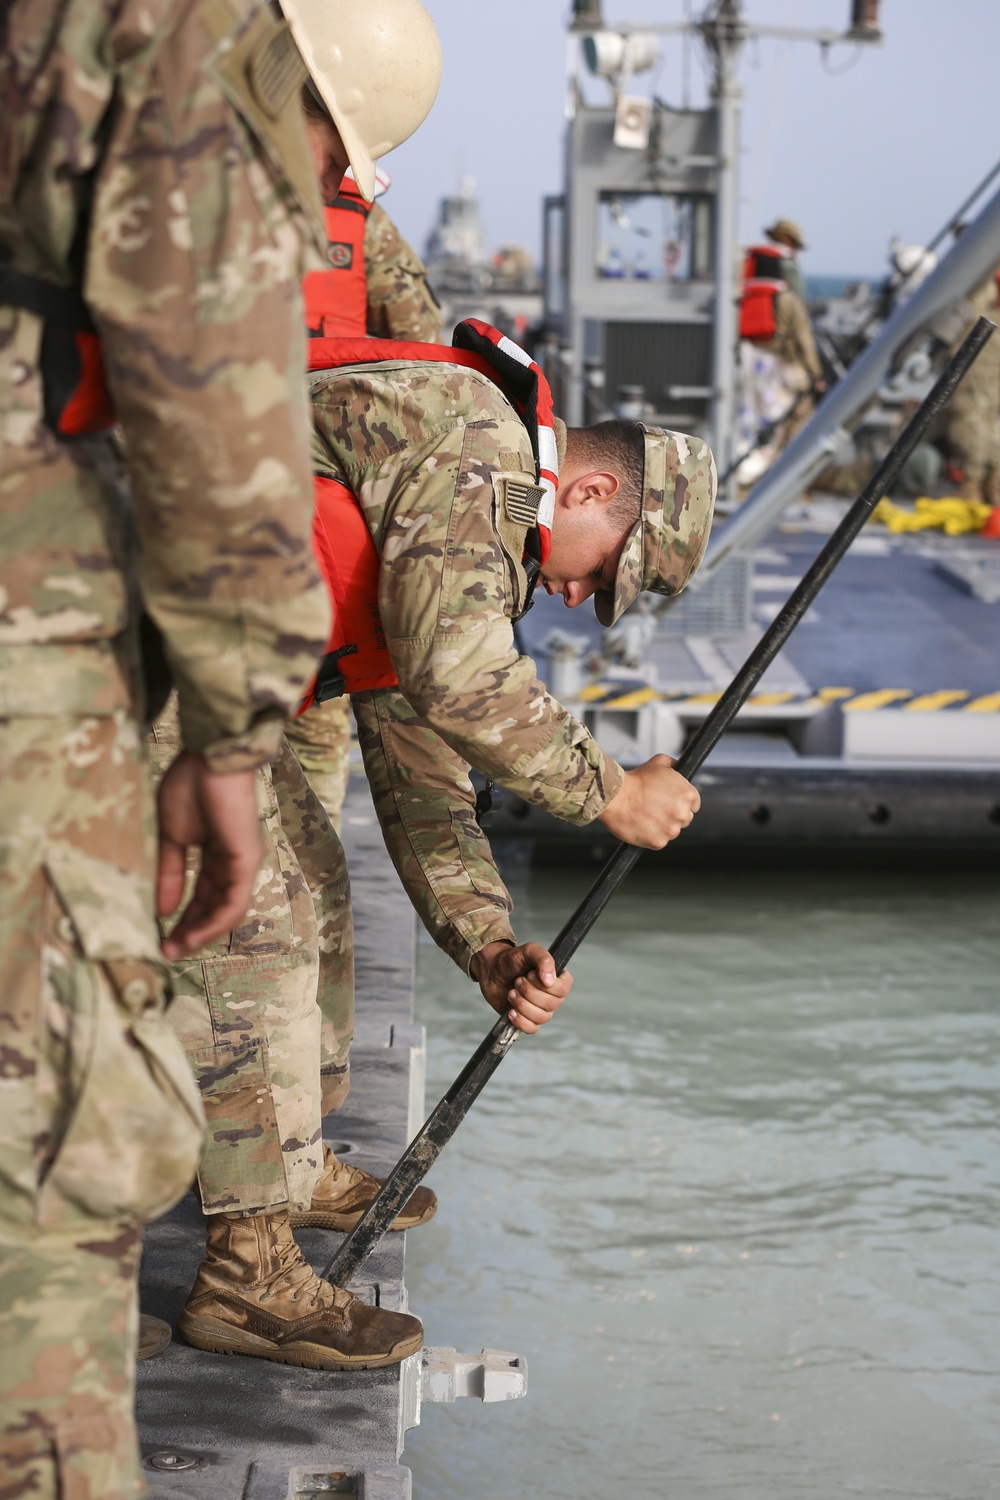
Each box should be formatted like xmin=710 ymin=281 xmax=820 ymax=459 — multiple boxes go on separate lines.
xmin=765 ymin=217 xmax=807 ymax=251
xmin=541 ymin=418 xmax=717 ymax=627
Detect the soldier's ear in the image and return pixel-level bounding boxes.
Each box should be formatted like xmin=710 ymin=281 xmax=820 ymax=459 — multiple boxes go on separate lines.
xmin=559 ymin=470 xmax=619 ymax=512
xmin=581 ymin=470 xmax=620 ymax=510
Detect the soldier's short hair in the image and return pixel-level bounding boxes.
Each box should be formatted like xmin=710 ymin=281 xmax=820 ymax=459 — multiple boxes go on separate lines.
xmin=301 ymin=83 xmax=330 ymax=123
xmin=571 ymin=420 xmax=645 ymax=529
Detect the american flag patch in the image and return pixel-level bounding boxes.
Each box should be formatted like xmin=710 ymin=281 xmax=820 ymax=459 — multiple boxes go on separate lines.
xmin=501 ymin=478 xmax=544 ymax=527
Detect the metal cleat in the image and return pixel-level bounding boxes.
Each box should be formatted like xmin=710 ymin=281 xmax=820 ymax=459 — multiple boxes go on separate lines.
xmin=420 ymin=1347 xmax=528 ymax=1405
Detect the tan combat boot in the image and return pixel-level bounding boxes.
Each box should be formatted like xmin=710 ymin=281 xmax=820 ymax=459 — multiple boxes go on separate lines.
xmin=137 ymin=1313 xmax=172 ymax=1360
xmin=178 ymin=1210 xmax=424 ymax=1370
xmin=289 ymin=1143 xmax=437 ymax=1232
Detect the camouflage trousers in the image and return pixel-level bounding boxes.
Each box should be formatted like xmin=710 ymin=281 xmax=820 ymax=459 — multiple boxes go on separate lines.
xmin=944 ymin=397 xmax=1000 ymax=493
xmin=284 ymin=696 xmax=352 ymax=833
xmin=148 ymin=706 xmax=353 ymax=1215
xmin=0 ymin=685 xmax=204 ymax=1500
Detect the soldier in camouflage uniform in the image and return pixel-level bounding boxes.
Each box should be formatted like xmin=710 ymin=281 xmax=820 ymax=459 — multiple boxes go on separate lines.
xmin=110 ymin=0 xmax=444 ymax=1378
xmin=364 ymin=199 xmax=443 ymax=343
xmin=0 ymin=0 xmax=329 ymax=1492
xmin=157 ymin=77 xmax=563 ymax=1374
xmin=302 ymin=363 xmax=717 ymax=1003
xmin=287 ymin=178 xmax=442 ymax=830
xmin=756 ymin=286 xmax=824 ymax=447
xmin=765 ymin=217 xmax=807 ymax=301
xmin=942 ymin=270 xmax=1000 ymax=503
xmin=0 ymin=0 xmax=442 ymax=1488
xmin=167 ymin=362 xmax=712 ymax=1372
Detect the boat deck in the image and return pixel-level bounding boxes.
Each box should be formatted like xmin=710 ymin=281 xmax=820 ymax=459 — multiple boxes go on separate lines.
xmin=501 ymin=507 xmax=1000 ymax=850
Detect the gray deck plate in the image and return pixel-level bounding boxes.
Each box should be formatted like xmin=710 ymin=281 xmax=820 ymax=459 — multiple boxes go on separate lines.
xmin=520 ymin=518 xmax=1000 ymax=701
xmin=136 ymin=779 xmax=420 ymax=1490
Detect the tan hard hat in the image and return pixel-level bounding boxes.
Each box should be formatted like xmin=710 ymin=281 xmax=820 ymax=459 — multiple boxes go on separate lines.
xmin=595 ymin=427 xmax=717 ymax=627
xmin=283 ymin=0 xmax=442 ymax=202
xmin=765 ymin=217 xmax=806 ymax=250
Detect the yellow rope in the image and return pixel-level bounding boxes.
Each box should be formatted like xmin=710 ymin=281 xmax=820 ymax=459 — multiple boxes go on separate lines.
xmin=872 ymin=496 xmax=994 ymax=535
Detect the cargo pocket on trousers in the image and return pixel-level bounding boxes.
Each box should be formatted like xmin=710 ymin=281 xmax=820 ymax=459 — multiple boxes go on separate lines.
xmin=185 ymin=1036 xmax=287 ymax=1214
xmin=53 ymin=1409 xmax=139 ymax=1500
xmin=0 ymin=1411 xmax=139 ymax=1500
xmin=37 ymin=845 xmax=205 ymax=1227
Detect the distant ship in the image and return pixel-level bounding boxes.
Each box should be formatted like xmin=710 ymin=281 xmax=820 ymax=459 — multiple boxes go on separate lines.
xmin=424 ymin=176 xmax=542 ymax=343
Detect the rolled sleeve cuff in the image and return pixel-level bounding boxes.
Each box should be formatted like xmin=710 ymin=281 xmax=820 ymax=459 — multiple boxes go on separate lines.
xmin=197 ymin=713 xmax=286 ymax=773
xmin=453 ymin=916 xmax=518 ymax=977
xmin=575 ymin=745 xmax=625 ymax=824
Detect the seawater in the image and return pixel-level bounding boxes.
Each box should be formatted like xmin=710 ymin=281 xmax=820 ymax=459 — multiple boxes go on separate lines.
xmin=405 ymin=856 xmax=1000 ymax=1500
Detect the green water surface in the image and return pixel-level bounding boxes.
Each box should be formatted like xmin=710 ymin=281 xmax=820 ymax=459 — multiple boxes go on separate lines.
xmin=405 ymin=856 xmax=1000 ymax=1499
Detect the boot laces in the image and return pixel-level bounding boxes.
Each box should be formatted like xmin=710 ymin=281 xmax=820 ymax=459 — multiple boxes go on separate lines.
xmin=323 ymin=1149 xmax=378 ymax=1199
xmin=259 ymin=1220 xmax=353 ymax=1312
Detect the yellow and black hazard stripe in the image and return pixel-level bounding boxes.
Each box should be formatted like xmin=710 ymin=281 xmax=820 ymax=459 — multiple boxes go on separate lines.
xmin=576 ymin=682 xmax=1000 ymax=714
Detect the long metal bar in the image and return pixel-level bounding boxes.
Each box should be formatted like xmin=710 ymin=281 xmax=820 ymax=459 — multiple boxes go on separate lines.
xmin=607 ymin=23 xmax=853 ymax=45
xmin=323 ymin=319 xmax=994 ymax=1289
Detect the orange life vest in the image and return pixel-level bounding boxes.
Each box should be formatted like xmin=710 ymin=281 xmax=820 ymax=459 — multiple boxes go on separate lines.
xmin=302 ymin=180 xmax=372 ymax=339
xmin=300 ymin=324 xmax=558 ymax=710
xmin=739 ymin=245 xmax=788 ymax=343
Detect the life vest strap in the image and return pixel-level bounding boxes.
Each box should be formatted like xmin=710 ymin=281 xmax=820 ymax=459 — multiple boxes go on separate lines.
xmin=312 ymin=644 xmax=359 ymax=705
xmin=0 ymin=267 xmax=115 ymax=436
xmin=0 ymin=265 xmax=95 ymax=331
xmin=328 ymin=195 xmax=371 ymax=218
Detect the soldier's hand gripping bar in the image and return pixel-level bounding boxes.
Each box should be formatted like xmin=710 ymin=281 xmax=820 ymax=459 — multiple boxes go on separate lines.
xmin=323 ymin=316 xmax=996 ymax=1290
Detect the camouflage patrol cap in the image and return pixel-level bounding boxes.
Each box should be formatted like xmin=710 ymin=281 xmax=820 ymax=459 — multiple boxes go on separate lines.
xmin=594 ymin=425 xmax=717 ymax=627
xmin=765 ymin=217 xmax=806 ymax=250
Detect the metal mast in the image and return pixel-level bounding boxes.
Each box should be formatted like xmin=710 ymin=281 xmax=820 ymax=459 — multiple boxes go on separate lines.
xmin=562 ymin=2 xmax=880 ymax=485
xmin=700 ymin=1 xmax=747 ymax=502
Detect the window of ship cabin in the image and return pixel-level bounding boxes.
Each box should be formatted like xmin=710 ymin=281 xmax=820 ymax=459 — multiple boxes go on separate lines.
xmin=595 ymin=192 xmax=712 ymax=282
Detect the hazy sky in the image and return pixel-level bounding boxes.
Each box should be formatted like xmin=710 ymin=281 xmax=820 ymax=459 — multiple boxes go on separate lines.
xmin=382 ymin=0 xmax=1000 ymax=281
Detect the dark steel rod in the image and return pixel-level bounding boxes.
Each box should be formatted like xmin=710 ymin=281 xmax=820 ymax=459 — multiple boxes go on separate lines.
xmin=324 ymin=317 xmax=995 ymax=1288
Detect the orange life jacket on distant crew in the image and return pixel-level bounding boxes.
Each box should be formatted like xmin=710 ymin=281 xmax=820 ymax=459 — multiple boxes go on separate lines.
xmin=739 ymin=244 xmax=789 ymax=343
xmin=302 ymin=167 xmax=391 ymax=338
xmin=300 ymin=321 xmax=559 ymax=710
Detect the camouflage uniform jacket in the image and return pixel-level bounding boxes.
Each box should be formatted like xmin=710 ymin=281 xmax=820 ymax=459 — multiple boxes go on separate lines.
xmin=760 ymin=288 xmax=822 ymax=384
xmin=364 ymin=204 xmax=442 ymax=343
xmin=947 ymin=274 xmax=1000 ymax=413
xmin=310 ymin=362 xmax=624 ymax=971
xmin=0 ymin=0 xmax=330 ymax=768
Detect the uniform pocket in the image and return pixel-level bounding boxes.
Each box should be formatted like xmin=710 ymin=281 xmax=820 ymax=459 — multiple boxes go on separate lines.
xmin=53 ymin=1410 xmax=139 ymax=1500
xmin=36 ymin=846 xmax=205 ymax=1227
xmin=448 ymin=806 xmax=509 ymax=899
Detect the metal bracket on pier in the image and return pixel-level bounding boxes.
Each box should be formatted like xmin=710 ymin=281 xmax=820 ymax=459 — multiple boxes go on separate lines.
xmin=398 ymin=1348 xmax=527 ymax=1443
xmin=420 ymin=1347 xmax=528 ymax=1404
